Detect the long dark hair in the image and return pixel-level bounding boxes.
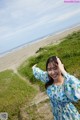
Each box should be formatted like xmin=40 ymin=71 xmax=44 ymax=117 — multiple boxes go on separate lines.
xmin=45 ymin=56 xmax=58 ymax=89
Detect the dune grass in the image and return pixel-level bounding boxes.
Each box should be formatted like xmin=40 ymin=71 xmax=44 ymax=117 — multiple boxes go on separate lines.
xmin=18 ymin=31 xmax=80 ymax=113
xmin=18 ymin=31 xmax=80 ymax=90
xmin=0 ymin=70 xmax=37 ymax=120
xmin=0 ymin=30 xmax=80 ymax=120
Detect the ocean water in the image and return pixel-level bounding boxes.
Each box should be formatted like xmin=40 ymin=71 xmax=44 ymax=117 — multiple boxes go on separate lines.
xmin=0 ymin=0 xmax=80 ymax=56
xmin=0 ymin=23 xmax=80 ymax=57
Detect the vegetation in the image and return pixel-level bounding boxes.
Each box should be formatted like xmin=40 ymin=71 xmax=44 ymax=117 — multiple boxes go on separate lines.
xmin=0 ymin=30 xmax=80 ymax=120
xmin=0 ymin=70 xmax=37 ymax=120
xmin=18 ymin=31 xmax=80 ymax=114
xmin=18 ymin=31 xmax=80 ymax=91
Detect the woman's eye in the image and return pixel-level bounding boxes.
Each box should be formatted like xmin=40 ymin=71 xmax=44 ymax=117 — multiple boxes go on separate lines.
xmin=53 ymin=67 xmax=57 ymax=70
xmin=48 ymin=69 xmax=51 ymax=71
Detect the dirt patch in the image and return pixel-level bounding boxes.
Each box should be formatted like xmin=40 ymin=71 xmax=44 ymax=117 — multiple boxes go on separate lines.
xmin=19 ymin=92 xmax=53 ymax=120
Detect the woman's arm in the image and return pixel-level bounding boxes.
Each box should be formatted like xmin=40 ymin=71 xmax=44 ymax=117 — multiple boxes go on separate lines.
xmin=32 ymin=64 xmax=49 ymax=83
xmin=57 ymin=57 xmax=80 ymax=80
xmin=64 ymin=74 xmax=80 ymax=102
xmin=57 ymin=57 xmax=80 ymax=101
xmin=57 ymin=57 xmax=67 ymax=76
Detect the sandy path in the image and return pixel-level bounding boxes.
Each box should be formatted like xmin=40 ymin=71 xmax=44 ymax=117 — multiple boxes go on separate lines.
xmin=0 ymin=25 xmax=80 ymax=72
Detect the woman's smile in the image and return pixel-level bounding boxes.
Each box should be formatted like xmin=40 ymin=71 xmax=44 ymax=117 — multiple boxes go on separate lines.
xmin=50 ymin=73 xmax=58 ymax=79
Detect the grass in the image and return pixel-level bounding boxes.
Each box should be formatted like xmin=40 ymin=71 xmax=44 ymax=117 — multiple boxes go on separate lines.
xmin=18 ymin=31 xmax=80 ymax=91
xmin=18 ymin=30 xmax=80 ymax=113
xmin=0 ymin=30 xmax=80 ymax=120
xmin=26 ymin=99 xmax=51 ymax=120
xmin=0 ymin=70 xmax=37 ymax=120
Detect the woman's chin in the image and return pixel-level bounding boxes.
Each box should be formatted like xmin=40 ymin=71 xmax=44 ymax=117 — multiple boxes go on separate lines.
xmin=51 ymin=76 xmax=58 ymax=80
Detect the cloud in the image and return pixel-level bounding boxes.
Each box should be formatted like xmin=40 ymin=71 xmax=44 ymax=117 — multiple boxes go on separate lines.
xmin=0 ymin=0 xmax=80 ymax=42
xmin=46 ymin=8 xmax=80 ymax=24
xmin=0 ymin=0 xmax=63 ymax=39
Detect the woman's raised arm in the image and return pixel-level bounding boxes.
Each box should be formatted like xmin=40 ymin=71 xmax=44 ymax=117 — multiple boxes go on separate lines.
xmin=32 ymin=64 xmax=49 ymax=83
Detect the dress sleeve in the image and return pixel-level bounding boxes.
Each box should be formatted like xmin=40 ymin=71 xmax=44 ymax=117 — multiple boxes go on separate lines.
xmin=64 ymin=73 xmax=80 ymax=102
xmin=32 ymin=66 xmax=49 ymax=83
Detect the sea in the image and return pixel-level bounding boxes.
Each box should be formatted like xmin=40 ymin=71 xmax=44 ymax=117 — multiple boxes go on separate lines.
xmin=0 ymin=23 xmax=80 ymax=57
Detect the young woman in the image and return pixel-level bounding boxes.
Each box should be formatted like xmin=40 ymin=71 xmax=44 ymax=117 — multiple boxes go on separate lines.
xmin=32 ymin=56 xmax=80 ymax=120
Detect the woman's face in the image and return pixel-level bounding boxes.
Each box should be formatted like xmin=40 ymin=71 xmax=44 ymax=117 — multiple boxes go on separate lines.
xmin=47 ymin=62 xmax=61 ymax=80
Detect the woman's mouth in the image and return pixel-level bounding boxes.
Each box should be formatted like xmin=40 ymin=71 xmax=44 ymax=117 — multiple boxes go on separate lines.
xmin=51 ymin=74 xmax=58 ymax=78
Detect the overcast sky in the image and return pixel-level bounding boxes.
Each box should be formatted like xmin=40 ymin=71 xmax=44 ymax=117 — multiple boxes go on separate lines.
xmin=0 ymin=0 xmax=80 ymax=54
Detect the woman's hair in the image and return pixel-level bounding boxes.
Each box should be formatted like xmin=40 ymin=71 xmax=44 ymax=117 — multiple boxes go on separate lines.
xmin=45 ymin=56 xmax=58 ymax=89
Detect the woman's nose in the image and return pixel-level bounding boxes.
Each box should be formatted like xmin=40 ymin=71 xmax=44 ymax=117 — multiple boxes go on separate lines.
xmin=50 ymin=69 xmax=54 ymax=74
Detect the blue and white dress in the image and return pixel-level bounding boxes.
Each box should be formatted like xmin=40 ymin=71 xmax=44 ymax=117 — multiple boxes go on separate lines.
xmin=32 ymin=66 xmax=80 ymax=120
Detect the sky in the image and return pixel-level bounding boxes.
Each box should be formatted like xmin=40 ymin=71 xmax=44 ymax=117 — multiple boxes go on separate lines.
xmin=0 ymin=0 xmax=80 ymax=55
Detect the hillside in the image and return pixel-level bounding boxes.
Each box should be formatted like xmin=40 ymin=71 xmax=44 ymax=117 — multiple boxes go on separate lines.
xmin=0 ymin=30 xmax=80 ymax=120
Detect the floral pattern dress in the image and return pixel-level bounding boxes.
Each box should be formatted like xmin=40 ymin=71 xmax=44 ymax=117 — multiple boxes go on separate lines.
xmin=32 ymin=66 xmax=80 ymax=120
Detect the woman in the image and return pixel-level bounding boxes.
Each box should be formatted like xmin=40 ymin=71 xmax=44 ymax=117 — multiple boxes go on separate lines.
xmin=32 ymin=56 xmax=80 ymax=120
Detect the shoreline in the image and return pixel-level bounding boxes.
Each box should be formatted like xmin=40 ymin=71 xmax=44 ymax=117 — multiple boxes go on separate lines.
xmin=0 ymin=25 xmax=80 ymax=72
xmin=0 ymin=23 xmax=80 ymax=57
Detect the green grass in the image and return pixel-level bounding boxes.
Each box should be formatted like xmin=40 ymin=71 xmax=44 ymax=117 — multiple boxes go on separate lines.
xmin=18 ymin=30 xmax=80 ymax=113
xmin=0 ymin=30 xmax=80 ymax=120
xmin=18 ymin=31 xmax=80 ymax=91
xmin=0 ymin=70 xmax=37 ymax=120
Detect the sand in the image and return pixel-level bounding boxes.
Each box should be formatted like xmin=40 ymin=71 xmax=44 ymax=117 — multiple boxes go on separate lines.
xmin=0 ymin=25 xmax=80 ymax=72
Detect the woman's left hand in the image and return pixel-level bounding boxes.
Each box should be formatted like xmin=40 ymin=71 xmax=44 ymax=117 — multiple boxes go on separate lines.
xmin=57 ymin=57 xmax=67 ymax=75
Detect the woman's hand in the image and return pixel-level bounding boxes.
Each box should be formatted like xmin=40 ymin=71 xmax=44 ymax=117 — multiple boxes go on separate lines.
xmin=57 ymin=57 xmax=67 ymax=75
xmin=32 ymin=64 xmax=37 ymax=69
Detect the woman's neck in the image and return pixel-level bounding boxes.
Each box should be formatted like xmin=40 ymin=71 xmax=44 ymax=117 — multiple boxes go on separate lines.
xmin=53 ymin=75 xmax=64 ymax=85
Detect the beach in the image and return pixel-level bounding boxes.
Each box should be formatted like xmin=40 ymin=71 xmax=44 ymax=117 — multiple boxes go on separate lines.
xmin=0 ymin=25 xmax=80 ymax=72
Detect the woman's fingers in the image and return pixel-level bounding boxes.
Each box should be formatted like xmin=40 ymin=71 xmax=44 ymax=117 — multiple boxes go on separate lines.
xmin=56 ymin=57 xmax=67 ymax=75
xmin=32 ymin=64 xmax=37 ymax=69
xmin=56 ymin=57 xmax=62 ymax=65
